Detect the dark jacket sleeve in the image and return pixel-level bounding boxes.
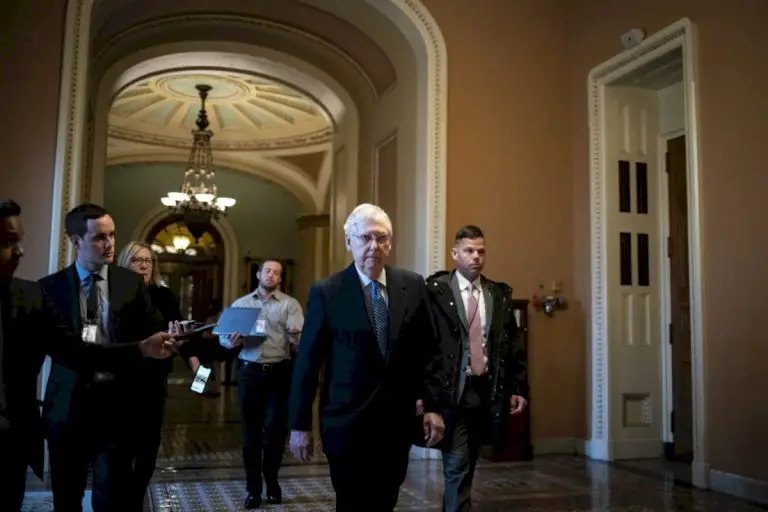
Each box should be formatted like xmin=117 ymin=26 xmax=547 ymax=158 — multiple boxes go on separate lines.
xmin=40 ymin=288 xmax=144 ymax=371
xmin=288 ymin=283 xmax=330 ymax=431
xmin=502 ymin=291 xmax=528 ymax=400
xmin=138 ymin=279 xmax=165 ymax=336
xmin=507 ymin=325 xmax=528 ymax=399
xmin=150 ymin=285 xmax=196 ymax=360
xmin=416 ymin=276 xmax=447 ymax=415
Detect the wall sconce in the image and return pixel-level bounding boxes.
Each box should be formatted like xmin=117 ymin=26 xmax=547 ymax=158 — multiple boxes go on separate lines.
xmin=532 ymin=280 xmax=567 ymax=317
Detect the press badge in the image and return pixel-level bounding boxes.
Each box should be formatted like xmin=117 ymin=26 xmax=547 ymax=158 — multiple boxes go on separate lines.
xmin=190 ymin=366 xmax=212 ymax=394
xmin=255 ymin=319 xmax=267 ymax=335
xmin=82 ymin=324 xmax=98 ymax=343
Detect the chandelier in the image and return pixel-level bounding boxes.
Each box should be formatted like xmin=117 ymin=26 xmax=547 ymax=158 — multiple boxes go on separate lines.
xmin=161 ymin=84 xmax=236 ymax=241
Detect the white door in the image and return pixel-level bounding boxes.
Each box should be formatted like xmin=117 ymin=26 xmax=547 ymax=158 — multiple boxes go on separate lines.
xmin=604 ymin=85 xmax=663 ymax=459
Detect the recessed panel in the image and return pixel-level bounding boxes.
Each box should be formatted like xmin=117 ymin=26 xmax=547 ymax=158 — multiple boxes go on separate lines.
xmin=620 ymin=232 xmax=632 ymax=285
xmin=636 ymin=162 xmax=648 ymax=214
xmin=623 ymin=393 xmax=652 ymax=427
xmin=623 ymin=293 xmax=634 ymax=345
xmin=621 ymin=103 xmax=631 ymax=153
xmin=635 ymin=293 xmax=651 ymax=346
xmin=638 ymin=233 xmax=650 ymax=285
xmin=619 ymin=160 xmax=631 ymax=213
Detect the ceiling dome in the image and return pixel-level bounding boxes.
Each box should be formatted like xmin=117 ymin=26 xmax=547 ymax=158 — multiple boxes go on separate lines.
xmin=108 ymin=72 xmax=332 ymax=150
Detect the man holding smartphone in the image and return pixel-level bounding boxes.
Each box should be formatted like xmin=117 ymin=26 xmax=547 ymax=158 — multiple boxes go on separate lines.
xmin=219 ymin=259 xmax=303 ymax=509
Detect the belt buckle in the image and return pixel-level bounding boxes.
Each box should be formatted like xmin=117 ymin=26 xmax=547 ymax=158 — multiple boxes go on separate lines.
xmin=262 ymin=363 xmax=272 ymax=371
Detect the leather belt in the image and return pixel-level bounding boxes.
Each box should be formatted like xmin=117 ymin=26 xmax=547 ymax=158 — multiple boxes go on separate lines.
xmin=241 ymin=360 xmax=289 ymax=372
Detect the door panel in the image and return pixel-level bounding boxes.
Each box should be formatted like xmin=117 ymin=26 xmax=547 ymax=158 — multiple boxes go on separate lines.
xmin=667 ymin=134 xmax=693 ymax=463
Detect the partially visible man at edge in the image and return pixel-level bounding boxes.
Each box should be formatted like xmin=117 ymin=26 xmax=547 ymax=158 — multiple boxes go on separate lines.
xmin=0 ymin=199 xmax=177 ymax=511
xmin=288 ymin=203 xmax=448 ymax=512
xmin=39 ymin=203 xmax=172 ymax=511
xmin=421 ymin=225 xmax=528 ymax=512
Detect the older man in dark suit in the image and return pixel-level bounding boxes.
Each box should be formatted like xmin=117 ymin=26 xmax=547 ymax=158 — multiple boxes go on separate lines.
xmin=39 ymin=203 xmax=168 ymax=511
xmin=424 ymin=225 xmax=529 ymax=512
xmin=289 ymin=203 xmax=447 ymax=511
xmin=0 ymin=199 xmax=176 ymax=511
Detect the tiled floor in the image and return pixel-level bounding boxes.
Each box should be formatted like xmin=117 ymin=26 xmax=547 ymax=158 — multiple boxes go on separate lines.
xmin=24 ymin=363 xmax=768 ymax=511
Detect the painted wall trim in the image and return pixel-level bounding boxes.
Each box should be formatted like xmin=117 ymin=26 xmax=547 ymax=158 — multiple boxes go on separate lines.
xmin=709 ymin=469 xmax=768 ymax=507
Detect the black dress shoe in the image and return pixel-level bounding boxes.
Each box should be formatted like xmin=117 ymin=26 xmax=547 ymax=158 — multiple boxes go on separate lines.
xmin=244 ymin=494 xmax=262 ymax=509
xmin=266 ymin=484 xmax=282 ymax=504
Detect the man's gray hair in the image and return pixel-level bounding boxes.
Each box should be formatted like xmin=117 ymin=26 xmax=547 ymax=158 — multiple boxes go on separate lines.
xmin=343 ymin=203 xmax=393 ymax=237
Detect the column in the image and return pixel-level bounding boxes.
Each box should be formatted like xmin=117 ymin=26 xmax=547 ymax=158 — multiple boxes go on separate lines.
xmin=295 ymin=214 xmax=330 ymax=306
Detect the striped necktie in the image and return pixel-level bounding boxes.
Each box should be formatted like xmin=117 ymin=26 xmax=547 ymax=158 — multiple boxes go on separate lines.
xmin=84 ymin=273 xmax=101 ymax=321
xmin=370 ymin=280 xmax=389 ymax=358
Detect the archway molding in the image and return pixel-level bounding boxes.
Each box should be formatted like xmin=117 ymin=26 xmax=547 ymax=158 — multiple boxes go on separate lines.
xmin=91 ymin=43 xmax=357 ymax=213
xmin=132 ymin=205 xmax=241 ymax=305
xmin=49 ymin=0 xmax=447 ymax=278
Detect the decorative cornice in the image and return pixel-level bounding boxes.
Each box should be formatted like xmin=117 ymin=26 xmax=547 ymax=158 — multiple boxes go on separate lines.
xmin=107 ymin=125 xmax=333 ymax=151
xmin=296 ymin=213 xmax=330 ymax=230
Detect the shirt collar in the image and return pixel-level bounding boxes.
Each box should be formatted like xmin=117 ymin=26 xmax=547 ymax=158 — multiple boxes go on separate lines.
xmin=75 ymin=260 xmax=108 ymax=282
xmin=253 ymin=288 xmax=285 ymax=302
xmin=455 ymin=270 xmax=481 ymax=292
xmin=355 ymin=265 xmax=387 ymax=289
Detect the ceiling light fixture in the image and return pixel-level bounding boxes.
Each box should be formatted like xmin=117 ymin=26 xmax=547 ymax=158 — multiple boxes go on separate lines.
xmin=160 ymin=84 xmax=236 ymax=240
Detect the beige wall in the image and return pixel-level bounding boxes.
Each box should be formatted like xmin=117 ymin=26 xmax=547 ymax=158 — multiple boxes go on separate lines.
xmin=565 ymin=0 xmax=768 ymax=482
xmin=423 ymin=0 xmax=583 ymax=441
xmin=0 ymin=0 xmax=66 ymax=279
xmin=1 ymin=0 xmax=766 ymax=485
xmin=423 ymin=0 xmax=768 ymax=482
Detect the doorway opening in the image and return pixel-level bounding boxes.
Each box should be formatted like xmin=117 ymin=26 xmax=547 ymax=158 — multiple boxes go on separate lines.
xmin=587 ymin=18 xmax=708 ymax=488
xmin=662 ymin=133 xmax=693 ymax=465
xmin=147 ymin=217 xmax=224 ymax=321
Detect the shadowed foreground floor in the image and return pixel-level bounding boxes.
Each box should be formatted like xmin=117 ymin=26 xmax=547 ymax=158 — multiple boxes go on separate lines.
xmin=24 ymin=361 xmax=767 ymax=511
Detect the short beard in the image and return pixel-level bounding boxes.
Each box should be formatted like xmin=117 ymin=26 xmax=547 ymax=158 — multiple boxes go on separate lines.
xmin=261 ymin=283 xmax=277 ymax=293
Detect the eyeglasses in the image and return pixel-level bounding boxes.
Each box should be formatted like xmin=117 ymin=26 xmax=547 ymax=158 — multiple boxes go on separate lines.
xmin=131 ymin=257 xmax=153 ymax=265
xmin=352 ymin=233 xmax=391 ymax=246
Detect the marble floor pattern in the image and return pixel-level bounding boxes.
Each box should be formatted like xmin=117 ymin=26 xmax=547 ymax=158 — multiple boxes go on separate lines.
xmin=24 ymin=363 xmax=768 ymax=511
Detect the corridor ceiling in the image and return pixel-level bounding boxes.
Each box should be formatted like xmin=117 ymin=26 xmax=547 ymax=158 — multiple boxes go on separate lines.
xmin=109 ymin=72 xmax=332 ymax=150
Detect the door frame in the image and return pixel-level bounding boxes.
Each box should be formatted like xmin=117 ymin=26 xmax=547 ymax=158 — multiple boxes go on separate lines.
xmin=587 ymin=18 xmax=709 ymax=488
xmin=657 ymin=128 xmax=686 ymax=447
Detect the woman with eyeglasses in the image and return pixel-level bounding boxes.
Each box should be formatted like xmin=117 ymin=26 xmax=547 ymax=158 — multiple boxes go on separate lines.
xmin=116 ymin=241 xmax=201 ymax=509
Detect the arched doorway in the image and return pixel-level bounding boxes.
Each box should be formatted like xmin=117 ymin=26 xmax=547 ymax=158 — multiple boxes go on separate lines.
xmin=146 ymin=216 xmax=224 ymax=322
xmin=45 ymin=0 xmax=450 ymax=471
xmin=48 ymin=0 xmax=448 ymax=279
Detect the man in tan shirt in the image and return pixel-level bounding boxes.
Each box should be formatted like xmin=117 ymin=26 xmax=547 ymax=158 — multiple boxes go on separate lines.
xmin=219 ymin=259 xmax=303 ymax=509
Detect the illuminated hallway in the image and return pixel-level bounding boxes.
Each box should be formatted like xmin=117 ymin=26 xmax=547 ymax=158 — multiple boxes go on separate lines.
xmin=23 ymin=361 xmax=765 ymax=511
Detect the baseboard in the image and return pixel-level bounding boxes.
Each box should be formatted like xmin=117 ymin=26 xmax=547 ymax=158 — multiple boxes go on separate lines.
xmin=663 ymin=441 xmax=675 ymax=461
xmin=691 ymin=459 xmax=710 ymax=488
xmin=533 ymin=437 xmax=586 ymax=455
xmin=410 ymin=445 xmax=441 ymax=460
xmin=584 ymin=437 xmax=663 ymax=461
xmin=585 ymin=438 xmax=610 ymax=460
xmin=709 ymin=468 xmax=768 ymax=506
xmin=611 ymin=438 xmax=663 ymax=459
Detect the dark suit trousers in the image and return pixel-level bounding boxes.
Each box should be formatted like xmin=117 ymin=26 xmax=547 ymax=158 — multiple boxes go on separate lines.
xmin=0 ymin=426 xmax=27 ymax=511
xmin=49 ymin=382 xmax=134 ymax=512
xmin=237 ymin=360 xmax=292 ymax=496
xmin=326 ymin=422 xmax=412 ymax=512
xmin=127 ymin=380 xmax=167 ymax=509
xmin=441 ymin=376 xmax=489 ymax=512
